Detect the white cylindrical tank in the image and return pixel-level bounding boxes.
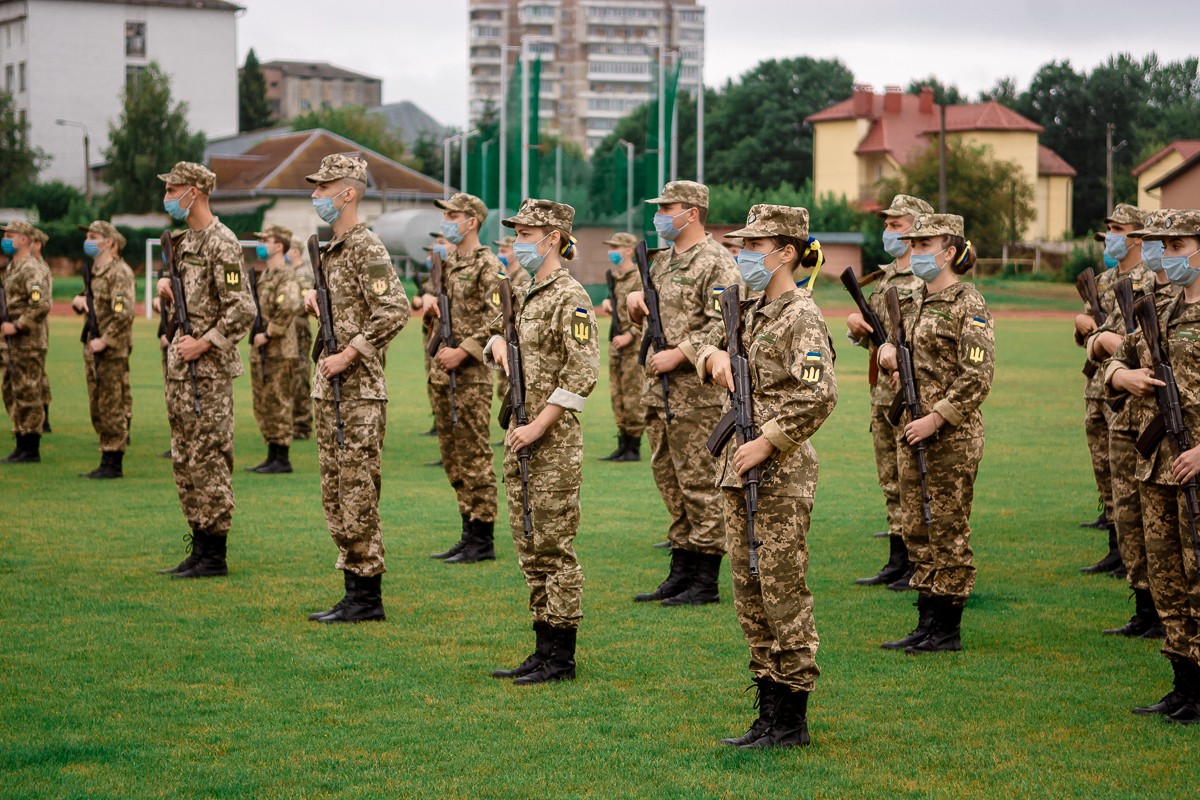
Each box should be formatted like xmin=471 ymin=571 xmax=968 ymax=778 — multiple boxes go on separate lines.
xmin=370 ymin=209 xmax=445 ymax=260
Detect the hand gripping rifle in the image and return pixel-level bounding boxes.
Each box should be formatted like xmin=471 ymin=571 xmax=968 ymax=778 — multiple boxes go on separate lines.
xmin=1105 ymin=277 xmax=1137 ymax=413
xmin=160 ymin=231 xmax=202 ymax=417
xmin=1075 ymin=268 xmax=1108 ymax=379
xmin=606 ymin=268 xmax=622 ymax=370
xmin=885 ymin=287 xmax=932 ymax=525
xmin=839 ymin=267 xmax=888 ymax=385
xmin=635 ymin=240 xmax=673 ymax=423
xmin=497 ymin=279 xmax=533 ymax=538
xmin=247 ymin=261 xmax=268 ymax=382
xmin=1133 ymin=295 xmax=1200 ymax=561
xmin=308 ymin=234 xmax=344 ymax=449
xmin=704 ymin=285 xmax=763 ymax=576
xmin=425 ymin=251 xmax=458 ymax=426
xmin=80 ymin=259 xmax=102 ymax=385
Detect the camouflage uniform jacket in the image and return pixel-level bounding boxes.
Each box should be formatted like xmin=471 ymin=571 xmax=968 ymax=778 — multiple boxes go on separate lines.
xmin=430 ymin=244 xmax=506 ymax=386
xmin=609 ymin=265 xmax=643 ymax=354
xmin=1105 ymin=288 xmax=1200 ymax=485
xmin=2 ymin=255 xmax=52 ymax=350
xmin=887 ymin=281 xmax=994 ymax=440
xmin=1079 ymin=262 xmax=1150 ymax=399
xmin=642 ymin=232 xmax=739 ymax=408
xmin=1084 ymin=267 xmax=1162 ymax=433
xmin=254 ymin=262 xmax=302 ymax=361
xmin=312 ymin=222 xmax=409 ymax=402
xmin=697 ymin=289 xmax=838 ymax=498
xmin=166 ymin=218 xmax=255 ymax=381
xmin=848 ymin=261 xmax=923 ymax=407
xmin=76 ymin=257 xmax=136 ymax=357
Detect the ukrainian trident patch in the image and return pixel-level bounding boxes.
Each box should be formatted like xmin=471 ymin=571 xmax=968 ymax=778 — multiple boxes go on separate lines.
xmin=572 ymin=308 xmax=591 ymax=344
xmin=800 ymin=351 xmax=823 ymax=386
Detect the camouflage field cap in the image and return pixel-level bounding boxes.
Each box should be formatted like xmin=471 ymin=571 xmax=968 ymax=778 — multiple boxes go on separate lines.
xmin=723 ymin=237 xmax=745 ymax=248
xmin=435 ymin=192 xmax=488 ymax=223
xmin=1129 ymin=209 xmax=1175 ymax=238
xmin=1105 ymin=203 xmax=1147 ymax=227
xmin=254 ymin=223 xmax=294 ymax=245
xmin=305 ymin=153 xmax=369 ymax=184
xmin=502 ymin=198 xmax=575 ymax=234
xmin=493 ymin=236 xmax=515 ymax=247
xmin=1 ymin=220 xmax=39 ymax=240
xmin=1136 ymin=209 xmax=1200 ymax=240
xmin=603 ymin=232 xmax=638 ymax=247
xmin=157 ymin=161 xmax=216 ymax=194
xmin=900 ymin=213 xmax=965 ymax=240
xmin=30 ymin=227 xmax=49 ymax=245
xmin=877 ymin=194 xmax=935 ymax=220
xmin=645 ymin=180 xmax=709 ymax=209
xmin=728 ymin=204 xmax=810 ymax=240
xmin=78 ymin=220 xmax=126 ymax=251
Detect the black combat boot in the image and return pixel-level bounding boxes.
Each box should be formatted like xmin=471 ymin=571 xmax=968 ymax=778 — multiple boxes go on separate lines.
xmin=431 ymin=514 xmax=471 ymax=560
xmin=422 ymin=421 xmax=438 ymax=436
xmin=741 ymin=688 xmax=810 ymax=750
xmin=2 ymin=436 xmax=20 ymax=461
xmin=1080 ymin=511 xmax=1107 ymax=529
xmin=80 ymin=451 xmax=124 ymax=479
xmin=445 ymin=519 xmax=496 ymax=564
xmin=2 ymin=433 xmax=40 ymax=463
xmin=493 ymin=621 xmax=552 ymax=678
xmin=320 ymin=573 xmax=386 ymax=623
xmin=1165 ymin=661 xmax=1200 ymax=725
xmin=613 ymin=435 xmax=642 ymax=462
xmin=309 ymin=571 xmax=355 ymax=621
xmin=513 ymin=625 xmax=577 ymax=685
xmin=855 ymin=535 xmax=911 ymax=586
xmin=652 ymin=540 xmax=670 ymax=548
xmin=175 ymin=532 xmax=228 ymax=579
xmin=257 ymin=444 xmax=293 ymax=474
xmin=157 ymin=529 xmax=205 ymax=575
xmin=42 ymin=405 xmax=51 ymax=433
xmin=245 ymin=445 xmax=274 ymax=472
xmin=1133 ymin=659 xmax=1189 ymax=716
xmin=906 ymin=596 xmax=964 ymax=654
xmin=1080 ymin=524 xmax=1123 ymax=574
xmin=599 ymin=433 xmax=627 ymax=461
xmin=1104 ymin=588 xmax=1162 ymax=637
xmin=881 ymin=593 xmax=935 ymax=650
xmin=719 ymin=678 xmax=782 ymax=747
xmin=157 ymin=449 xmax=172 ymax=459
xmin=662 ymin=552 xmax=722 ymax=606
xmin=634 ymin=548 xmax=694 ymax=602
xmin=886 ymin=561 xmax=914 ymax=591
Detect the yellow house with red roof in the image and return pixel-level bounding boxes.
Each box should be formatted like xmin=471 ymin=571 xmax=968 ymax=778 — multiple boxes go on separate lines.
xmin=806 ymin=86 xmax=1075 ymax=241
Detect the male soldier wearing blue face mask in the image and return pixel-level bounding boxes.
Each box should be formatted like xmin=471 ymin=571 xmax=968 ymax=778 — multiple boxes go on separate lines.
xmin=599 ymin=231 xmax=644 ymax=462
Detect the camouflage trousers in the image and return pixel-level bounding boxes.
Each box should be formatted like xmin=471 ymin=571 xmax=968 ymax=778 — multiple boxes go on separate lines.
xmin=250 ymin=356 xmax=296 ymax=446
xmin=433 ymin=380 xmax=498 ymax=522
xmin=316 ymin=397 xmax=387 ymax=577
xmin=40 ymin=366 xmax=51 ymax=406
xmin=293 ymin=317 xmax=313 ymax=438
xmin=1084 ymin=398 xmax=1113 ymax=517
xmin=1140 ymin=481 xmax=1200 ymax=666
xmin=898 ymin=434 xmax=984 ymax=600
xmin=1 ymin=349 xmax=47 ymax=435
xmin=1110 ymin=431 xmax=1149 ymax=591
xmin=608 ymin=344 xmax=645 ymax=438
xmin=724 ymin=489 xmax=820 ymax=693
xmin=646 ymin=403 xmax=727 ymax=555
xmin=870 ymin=402 xmax=902 ymax=536
xmin=84 ymin=349 xmax=131 ymax=453
xmin=503 ymin=436 xmax=584 ymax=629
xmin=167 ymin=377 xmax=235 ymax=537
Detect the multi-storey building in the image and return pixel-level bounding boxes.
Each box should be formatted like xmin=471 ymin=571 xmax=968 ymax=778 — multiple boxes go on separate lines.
xmin=468 ymin=0 xmax=704 ymax=157
xmin=260 ymin=60 xmax=383 ymax=123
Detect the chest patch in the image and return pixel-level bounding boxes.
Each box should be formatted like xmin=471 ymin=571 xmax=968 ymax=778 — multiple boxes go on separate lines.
xmin=671 ymin=276 xmax=695 ymax=286
xmin=572 ymin=308 xmax=591 ymax=344
xmin=30 ymin=284 xmax=41 ymax=302
xmin=224 ymin=267 xmax=242 ymax=288
xmin=276 ymin=293 xmax=286 ymax=305
xmin=755 ymin=332 xmax=777 ymax=344
xmin=926 ymin=308 xmax=953 ymax=322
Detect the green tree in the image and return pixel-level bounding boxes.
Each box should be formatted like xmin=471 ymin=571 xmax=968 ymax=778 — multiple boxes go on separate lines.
xmin=101 ymin=61 xmax=205 ymax=214
xmin=907 ymin=76 xmax=967 ymax=105
xmin=291 ymin=105 xmax=407 ymax=162
xmin=0 ymin=89 xmax=47 ymax=202
xmin=4 ymin=180 xmax=89 ymax=222
xmin=977 ymin=77 xmax=1020 ymax=105
xmin=238 ymin=48 xmax=272 ymax=132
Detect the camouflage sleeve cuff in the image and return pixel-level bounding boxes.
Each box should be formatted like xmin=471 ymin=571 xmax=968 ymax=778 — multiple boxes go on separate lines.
xmin=548 ymin=387 xmax=587 ymax=413
xmin=14 ymin=313 xmax=35 ymax=332
xmin=695 ymin=344 xmax=720 ymax=381
xmin=202 ymin=328 xmax=233 ymax=351
xmin=845 ymin=328 xmax=868 ymax=348
xmin=459 ymin=336 xmax=485 ymax=363
xmin=267 ymin=321 xmax=289 ymax=339
xmin=101 ymin=333 xmax=122 ymax=350
xmin=349 ymin=334 xmax=377 ymax=360
xmin=1103 ymin=358 xmax=1128 ymax=389
xmin=932 ymin=398 xmax=964 ymax=428
xmin=677 ymin=340 xmax=698 ymax=365
xmin=1074 ymin=329 xmax=1087 ymax=348
xmin=761 ymin=418 xmax=800 ymax=457
xmin=484 ymin=334 xmax=504 ymax=370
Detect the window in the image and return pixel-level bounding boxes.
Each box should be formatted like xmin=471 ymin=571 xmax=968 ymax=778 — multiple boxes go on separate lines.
xmin=589 ymin=61 xmax=649 ymax=76
xmin=588 ymin=97 xmax=642 ymax=112
xmin=18 ymin=62 xmax=25 ymax=92
xmin=4 ymin=64 xmax=12 ymax=92
xmin=589 ymin=117 xmax=618 ymax=131
xmin=472 ymin=25 xmax=501 ymax=39
xmin=588 ymin=7 xmax=658 ymax=21
xmin=679 ymin=10 xmax=704 ymax=23
xmin=299 ymin=99 xmax=311 ymax=111
xmin=679 ymin=28 xmax=703 ymax=41
xmin=589 ymin=43 xmax=649 ymax=56
xmin=125 ymin=21 xmax=146 ymax=57
xmin=125 ymin=64 xmax=145 ymax=91
xmin=559 ymin=47 xmax=568 ymax=59
xmin=522 ymin=5 xmax=555 ymax=17
xmin=587 ymin=137 xmax=605 ymax=150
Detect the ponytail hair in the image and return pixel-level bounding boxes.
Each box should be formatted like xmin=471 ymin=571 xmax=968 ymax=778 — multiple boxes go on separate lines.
xmin=945 ymin=235 xmax=976 ymax=274
xmin=776 ymin=235 xmax=824 ymax=289
xmin=558 ymin=231 xmax=578 ymax=261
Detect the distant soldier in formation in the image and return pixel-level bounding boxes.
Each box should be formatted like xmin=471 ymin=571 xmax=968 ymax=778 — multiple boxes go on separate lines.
xmin=72 ymin=221 xmax=135 ymax=479
xmin=0 ymin=221 xmax=52 ymax=463
xmin=492 ymin=235 xmax=529 ymax=429
xmin=288 ymin=242 xmax=315 ymax=441
xmin=30 ymin=229 xmax=53 ymax=434
xmin=599 ymin=231 xmax=644 ymax=462
xmin=417 ymin=231 xmax=451 ymax=444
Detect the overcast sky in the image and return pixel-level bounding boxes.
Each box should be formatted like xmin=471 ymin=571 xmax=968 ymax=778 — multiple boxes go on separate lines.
xmin=235 ymin=0 xmax=1200 ymax=128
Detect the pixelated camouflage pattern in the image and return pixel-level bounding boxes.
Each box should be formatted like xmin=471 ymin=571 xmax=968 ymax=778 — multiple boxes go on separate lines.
xmin=253 ymin=263 xmax=302 ymax=361
xmin=1104 ymin=202 xmax=1147 ymax=227
xmin=871 ymin=403 xmax=903 ymax=535
xmin=435 ymin=192 xmax=489 ymax=223
xmin=3 ymin=255 xmax=52 ymax=350
xmin=1139 ymin=208 xmax=1200 ymax=239
xmin=167 ymin=376 xmax=235 ymax=535
xmin=316 ymin=398 xmax=388 ymax=577
xmin=86 ymin=350 xmax=131 ymax=453
xmin=608 ymin=265 xmax=644 ymax=435
xmin=645 ymin=180 xmax=709 ymax=209
xmin=78 ymin=221 xmax=126 ymax=251
xmin=292 ymin=259 xmax=315 ymax=436
xmin=254 ymin=224 xmax=294 ymax=247
xmin=250 ymin=357 xmax=294 ymax=445
xmin=900 ymin=213 xmax=965 ymax=240
xmin=305 ymin=153 xmax=368 ymax=184
xmin=1139 ymin=482 xmax=1200 ymax=665
xmin=429 ymin=245 xmax=506 ymax=387
xmin=434 ymin=380 xmax=497 ymax=522
xmin=2 ymin=349 xmax=46 ymax=435
xmin=157 ymin=162 xmax=216 ymax=193
xmin=604 ymin=232 xmax=638 ymax=247
xmin=2 ymin=220 xmax=39 ymax=239
xmin=727 ymin=204 xmax=810 ymax=241
xmin=1085 ymin=398 xmax=1114 ymax=518
xmin=876 ymin=194 xmax=935 ymax=220
xmin=1110 ymin=431 xmax=1150 ymax=590
xmin=1130 ymin=208 xmax=1177 ymax=239
xmin=502 ymin=198 xmax=575 ymax=233
xmin=79 ymin=257 xmax=136 ymax=357
xmin=856 ymin=261 xmax=923 ymax=407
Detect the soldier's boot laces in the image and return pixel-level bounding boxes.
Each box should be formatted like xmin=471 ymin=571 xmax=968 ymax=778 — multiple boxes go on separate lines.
xmin=245 ymin=445 xmax=274 ymax=472
xmin=1133 ymin=658 xmax=1189 ymax=716
xmin=598 ymin=432 xmax=627 ymax=461
xmin=431 ymin=514 xmax=471 ymax=560
xmin=1165 ymin=660 xmax=1200 ymax=725
xmin=445 ymin=519 xmax=496 ymax=564
xmin=881 ymin=593 xmax=936 ymax=650
xmin=740 ymin=688 xmax=810 ymax=750
xmin=319 ymin=573 xmax=385 ymax=623
xmin=906 ymin=596 xmax=964 ymax=654
xmin=634 ymin=548 xmax=694 ymax=602
xmin=309 ymin=571 xmax=354 ymax=621
xmin=1104 ymin=588 xmax=1161 ymax=637
xmin=513 ymin=625 xmax=577 ymax=685
xmin=157 ymin=529 xmax=205 ymax=575
xmin=2 ymin=433 xmax=41 ymax=463
xmin=855 ymin=535 xmax=911 ymax=586
xmin=257 ymin=443 xmax=293 ymax=474
xmin=1080 ymin=524 xmax=1123 ymax=574
xmin=613 ymin=434 xmax=642 ymax=462
xmin=662 ymin=552 xmax=722 ymax=606
xmin=492 ymin=621 xmax=552 ymax=679
xmin=719 ymin=678 xmax=781 ymax=747
xmin=81 ymin=451 xmax=123 ymax=479
xmin=174 ymin=532 xmax=229 ymax=579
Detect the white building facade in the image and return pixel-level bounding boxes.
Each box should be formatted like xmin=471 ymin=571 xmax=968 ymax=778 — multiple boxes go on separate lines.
xmin=0 ymin=0 xmax=240 ymax=190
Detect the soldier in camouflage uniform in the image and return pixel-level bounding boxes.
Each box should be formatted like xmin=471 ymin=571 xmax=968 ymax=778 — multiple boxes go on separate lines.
xmin=30 ymin=230 xmax=53 ymax=434
xmin=303 ymin=154 xmax=410 ymax=623
xmin=154 ymin=162 xmax=256 ymax=579
xmin=288 ymin=243 xmax=315 ymax=440
xmin=599 ymin=231 xmax=645 ymax=462
xmin=877 ymin=214 xmax=994 ymax=654
xmin=697 ymin=205 xmax=838 ymax=750
xmin=416 ymin=232 xmax=451 ymax=445
xmin=847 ymin=195 xmax=933 ymax=590
xmin=626 ymin=181 xmax=740 ymax=605
xmin=1106 ymin=209 xmax=1200 ymax=723
xmin=0 ymin=221 xmax=52 ymax=463
xmin=72 ymin=221 xmax=135 ymax=479
xmin=493 ymin=235 xmax=530 ymax=402
xmin=487 ymin=198 xmax=599 ymax=685
xmin=244 ymin=224 xmax=303 ymax=474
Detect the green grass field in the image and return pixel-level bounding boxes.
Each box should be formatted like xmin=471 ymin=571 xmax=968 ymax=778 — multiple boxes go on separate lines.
xmin=1 ymin=306 xmax=1192 ymax=800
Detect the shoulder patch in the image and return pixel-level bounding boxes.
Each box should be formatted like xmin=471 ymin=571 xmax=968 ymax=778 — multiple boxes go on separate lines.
xmin=30 ymin=284 xmax=41 ymax=302
xmin=711 ymin=285 xmax=725 ymax=312
xmin=970 ymin=316 xmax=988 ymax=328
xmin=367 ymin=261 xmax=391 ymax=297
xmin=276 ymin=293 xmax=287 ymax=305
xmin=223 ymin=266 xmax=242 ymax=288
xmin=967 ymin=345 xmax=987 ymax=363
xmin=571 ymin=308 xmax=591 ymax=344
xmin=113 ymin=293 xmax=124 ymax=313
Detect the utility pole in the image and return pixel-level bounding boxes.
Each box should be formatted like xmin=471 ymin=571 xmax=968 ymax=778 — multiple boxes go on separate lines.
xmin=938 ymin=102 xmax=947 ymax=213
xmin=1106 ymin=123 xmax=1126 ymax=216
xmin=442 ymin=133 xmax=455 ymax=200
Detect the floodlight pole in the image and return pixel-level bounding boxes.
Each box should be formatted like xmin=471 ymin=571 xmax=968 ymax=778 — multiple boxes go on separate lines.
xmin=56 ymin=119 xmax=91 ymax=202
xmin=696 ymin=47 xmax=705 ymax=185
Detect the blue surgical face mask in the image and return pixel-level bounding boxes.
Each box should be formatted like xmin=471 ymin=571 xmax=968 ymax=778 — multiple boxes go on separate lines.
xmin=910 ymin=248 xmax=949 ymax=282
xmin=1143 ymin=240 xmax=1165 ymax=273
xmin=256 ymin=244 xmax=270 ymax=260
xmin=163 ymin=188 xmax=195 ymax=222
xmin=1103 ymin=253 xmax=1119 ymax=269
xmin=654 ymin=210 xmax=689 ymax=242
xmin=1163 ymin=249 xmax=1200 ymax=287
xmin=512 ymin=232 xmax=552 ymax=272
xmin=312 ymin=187 xmax=348 ymax=224
xmin=432 ymin=244 xmax=448 ymax=259
xmin=83 ymin=240 xmax=101 ymax=258
xmin=1104 ymin=232 xmax=1130 ymax=262
xmin=425 ymin=257 xmax=432 ymax=269
xmin=608 ymin=251 xmax=623 ymax=266
xmin=498 ymin=254 xmax=509 ymax=267
xmin=440 ymin=219 xmax=466 ymax=245
xmin=737 ymin=246 xmax=783 ymax=292
xmin=1 ymin=238 xmax=16 ymax=256
xmin=882 ymin=230 xmax=909 ymax=259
